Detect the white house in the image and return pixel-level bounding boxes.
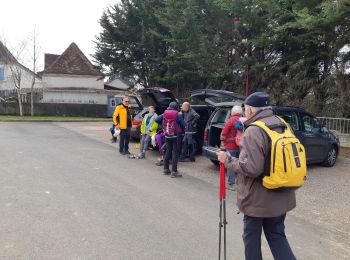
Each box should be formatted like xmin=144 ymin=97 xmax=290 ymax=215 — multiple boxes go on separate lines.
xmin=40 ymin=42 xmax=120 ymax=104
xmin=0 ymin=41 xmax=42 ymax=98
xmin=1 ymin=41 xmax=127 ymax=108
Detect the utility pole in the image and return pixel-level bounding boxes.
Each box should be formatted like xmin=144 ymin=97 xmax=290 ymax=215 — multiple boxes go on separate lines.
xmin=245 ymin=42 xmax=252 ymax=97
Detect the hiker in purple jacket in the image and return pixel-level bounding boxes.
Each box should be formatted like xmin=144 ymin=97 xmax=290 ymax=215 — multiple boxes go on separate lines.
xmin=156 ymin=102 xmax=185 ymax=178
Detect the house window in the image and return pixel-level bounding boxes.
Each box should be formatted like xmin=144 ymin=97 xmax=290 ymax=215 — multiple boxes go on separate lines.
xmin=0 ymin=67 xmax=4 ymax=81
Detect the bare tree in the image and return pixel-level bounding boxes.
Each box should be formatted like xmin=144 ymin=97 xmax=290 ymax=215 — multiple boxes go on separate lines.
xmin=29 ymin=29 xmax=40 ymax=116
xmin=2 ymin=40 xmax=27 ymax=116
xmin=1 ymin=31 xmax=41 ymax=117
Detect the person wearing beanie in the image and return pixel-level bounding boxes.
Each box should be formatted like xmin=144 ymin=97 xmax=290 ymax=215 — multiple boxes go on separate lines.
xmin=220 ymin=105 xmax=243 ymax=189
xmin=155 ymin=102 xmax=185 ymax=177
xmin=217 ymin=92 xmax=297 ymax=260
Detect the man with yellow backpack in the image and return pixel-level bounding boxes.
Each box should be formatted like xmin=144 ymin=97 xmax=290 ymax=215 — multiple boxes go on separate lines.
xmin=217 ymin=92 xmax=306 ymax=260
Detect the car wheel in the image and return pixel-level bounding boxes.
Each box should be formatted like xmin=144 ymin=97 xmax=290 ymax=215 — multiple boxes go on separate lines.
xmin=323 ymin=146 xmax=338 ymax=167
xmin=210 ymin=159 xmax=220 ymax=167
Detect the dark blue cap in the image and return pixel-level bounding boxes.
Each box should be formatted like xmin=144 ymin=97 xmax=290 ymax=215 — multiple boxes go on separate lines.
xmin=169 ymin=101 xmax=179 ymax=110
xmin=244 ymin=92 xmax=270 ymax=107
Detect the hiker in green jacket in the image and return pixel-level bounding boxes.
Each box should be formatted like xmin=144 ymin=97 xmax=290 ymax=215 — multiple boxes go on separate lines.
xmin=137 ymin=106 xmax=158 ymax=159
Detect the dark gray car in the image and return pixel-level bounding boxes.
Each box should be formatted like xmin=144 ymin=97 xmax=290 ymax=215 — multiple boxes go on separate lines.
xmin=203 ymin=105 xmax=340 ymax=167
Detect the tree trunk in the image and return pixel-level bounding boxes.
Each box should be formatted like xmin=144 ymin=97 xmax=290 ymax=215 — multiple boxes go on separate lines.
xmin=30 ymin=92 xmax=34 ymax=116
xmin=17 ymin=91 xmax=23 ymax=116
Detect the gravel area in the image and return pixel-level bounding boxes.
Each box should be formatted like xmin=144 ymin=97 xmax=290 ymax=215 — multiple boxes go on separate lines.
xmin=340 ymin=146 xmax=350 ymax=158
xmin=57 ymin=122 xmax=350 ymax=238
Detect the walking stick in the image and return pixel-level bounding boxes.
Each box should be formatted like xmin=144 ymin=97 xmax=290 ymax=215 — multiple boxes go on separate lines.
xmin=219 ymin=161 xmax=227 ymax=260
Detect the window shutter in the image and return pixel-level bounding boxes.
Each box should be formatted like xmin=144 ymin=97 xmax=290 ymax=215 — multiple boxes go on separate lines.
xmin=0 ymin=67 xmax=4 ymax=80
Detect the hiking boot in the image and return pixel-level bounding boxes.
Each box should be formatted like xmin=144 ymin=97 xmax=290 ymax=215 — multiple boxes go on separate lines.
xmin=171 ymin=171 xmax=182 ymax=178
xmin=227 ymin=183 xmax=235 ymax=191
xmin=227 ymin=183 xmax=237 ymax=191
xmin=163 ymin=169 xmax=171 ymax=175
xmin=155 ymin=160 xmax=164 ymax=166
xmin=136 ymin=153 xmax=145 ymax=159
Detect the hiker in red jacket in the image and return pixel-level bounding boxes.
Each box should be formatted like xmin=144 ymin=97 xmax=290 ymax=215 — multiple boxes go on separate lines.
xmin=220 ymin=105 xmax=243 ymax=188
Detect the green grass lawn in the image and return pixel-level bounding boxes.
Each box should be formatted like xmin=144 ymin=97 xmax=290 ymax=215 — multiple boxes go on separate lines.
xmin=0 ymin=115 xmax=110 ymax=121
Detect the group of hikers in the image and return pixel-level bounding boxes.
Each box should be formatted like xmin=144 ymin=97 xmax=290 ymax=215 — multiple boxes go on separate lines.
xmin=111 ymin=92 xmax=303 ymax=260
xmin=110 ymin=97 xmax=200 ymax=178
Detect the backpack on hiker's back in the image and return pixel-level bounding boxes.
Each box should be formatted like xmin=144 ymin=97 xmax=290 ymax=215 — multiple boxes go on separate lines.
xmin=163 ymin=110 xmax=178 ymax=137
xmin=251 ymin=116 xmax=307 ymax=190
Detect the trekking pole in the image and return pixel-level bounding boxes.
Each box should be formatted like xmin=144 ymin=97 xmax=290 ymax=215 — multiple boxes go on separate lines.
xmin=219 ymin=160 xmax=227 ymax=260
xmin=219 ymin=187 xmax=222 ymax=260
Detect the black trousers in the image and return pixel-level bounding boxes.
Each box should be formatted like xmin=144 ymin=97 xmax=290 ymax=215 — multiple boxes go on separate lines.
xmin=164 ymin=137 xmax=178 ymax=172
xmin=119 ymin=128 xmax=131 ymax=153
xmin=243 ymin=214 xmax=296 ymax=260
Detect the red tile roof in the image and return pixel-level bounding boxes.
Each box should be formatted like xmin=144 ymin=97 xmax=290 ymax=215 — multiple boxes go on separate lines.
xmin=43 ymin=42 xmax=103 ymax=76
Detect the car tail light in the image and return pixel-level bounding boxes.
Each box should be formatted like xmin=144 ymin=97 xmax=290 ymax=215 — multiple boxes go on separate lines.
xmin=132 ymin=120 xmax=142 ymax=126
xmin=204 ymin=128 xmax=208 ymax=141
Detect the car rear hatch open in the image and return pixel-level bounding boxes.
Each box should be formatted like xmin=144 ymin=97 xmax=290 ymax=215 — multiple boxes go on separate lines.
xmin=137 ymin=87 xmax=178 ymax=114
xmin=190 ymin=89 xmax=244 ymax=107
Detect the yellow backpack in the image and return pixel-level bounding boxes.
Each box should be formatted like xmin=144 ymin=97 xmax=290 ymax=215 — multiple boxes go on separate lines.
xmin=251 ymin=117 xmax=307 ymax=190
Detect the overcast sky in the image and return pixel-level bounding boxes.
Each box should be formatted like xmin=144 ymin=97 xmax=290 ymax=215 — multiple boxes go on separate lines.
xmin=0 ymin=0 xmax=118 ymax=69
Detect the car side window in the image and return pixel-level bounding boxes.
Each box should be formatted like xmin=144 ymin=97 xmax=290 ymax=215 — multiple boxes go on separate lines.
xmin=212 ymin=109 xmax=229 ymax=124
xmin=302 ymin=114 xmax=321 ymax=133
xmin=275 ymin=111 xmax=300 ymax=131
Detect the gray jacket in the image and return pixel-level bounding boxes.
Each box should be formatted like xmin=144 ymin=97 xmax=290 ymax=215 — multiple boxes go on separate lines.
xmin=225 ymin=109 xmax=296 ymax=218
xmin=183 ymin=108 xmax=200 ymax=134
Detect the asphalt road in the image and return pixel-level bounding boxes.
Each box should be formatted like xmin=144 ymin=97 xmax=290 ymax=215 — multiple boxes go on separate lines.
xmin=0 ymin=122 xmax=349 ymax=260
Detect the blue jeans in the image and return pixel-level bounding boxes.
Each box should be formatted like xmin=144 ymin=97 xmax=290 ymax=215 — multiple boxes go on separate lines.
xmin=140 ymin=134 xmax=151 ymax=154
xmin=110 ymin=125 xmax=116 ymax=141
xmin=243 ymin=214 xmax=296 ymax=260
xmin=180 ymin=133 xmax=197 ymax=161
xmin=110 ymin=125 xmax=115 ymax=136
xmin=227 ymin=149 xmax=239 ymax=184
